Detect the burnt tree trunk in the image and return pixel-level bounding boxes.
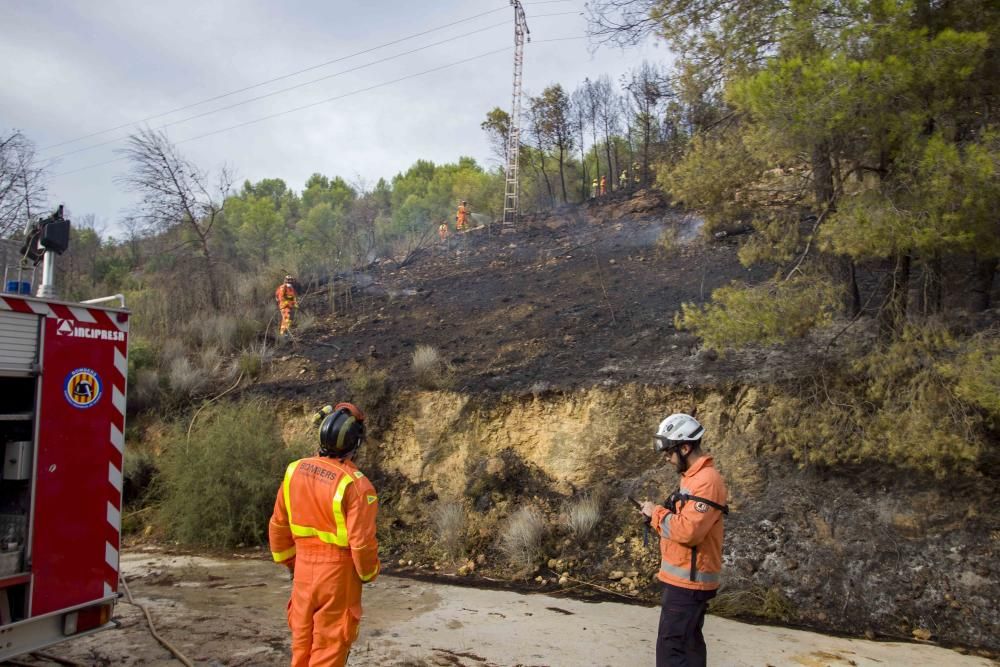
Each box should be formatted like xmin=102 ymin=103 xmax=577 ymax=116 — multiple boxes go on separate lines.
xmin=969 ymin=255 xmax=997 ymax=312
xmin=879 ymin=252 xmax=911 ymax=339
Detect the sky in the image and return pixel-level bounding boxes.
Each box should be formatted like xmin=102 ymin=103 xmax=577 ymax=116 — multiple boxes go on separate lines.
xmin=1 ymin=0 xmax=667 ymax=236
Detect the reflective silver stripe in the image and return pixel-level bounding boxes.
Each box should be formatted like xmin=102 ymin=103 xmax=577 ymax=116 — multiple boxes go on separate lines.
xmin=660 ymin=560 xmax=720 ymax=584
xmin=659 ymin=513 xmax=672 ymax=538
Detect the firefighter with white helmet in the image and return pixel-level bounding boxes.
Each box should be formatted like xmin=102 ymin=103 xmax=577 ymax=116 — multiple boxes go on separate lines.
xmin=640 ymin=413 xmax=728 ymax=667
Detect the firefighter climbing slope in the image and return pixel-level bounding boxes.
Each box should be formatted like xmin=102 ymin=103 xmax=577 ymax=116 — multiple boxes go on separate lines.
xmin=269 ymin=402 xmax=380 ymax=667
xmin=275 ymin=274 xmax=298 ymax=336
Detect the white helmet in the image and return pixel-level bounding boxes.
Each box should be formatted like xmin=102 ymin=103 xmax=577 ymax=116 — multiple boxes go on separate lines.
xmin=653 ymin=413 xmax=704 ymax=453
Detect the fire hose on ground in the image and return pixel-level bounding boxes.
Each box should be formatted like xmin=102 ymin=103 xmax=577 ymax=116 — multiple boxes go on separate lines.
xmin=119 ymin=576 xmax=194 ymax=667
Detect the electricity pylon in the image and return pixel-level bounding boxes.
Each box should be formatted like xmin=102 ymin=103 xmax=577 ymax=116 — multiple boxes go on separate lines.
xmin=502 ymin=0 xmax=529 ymax=228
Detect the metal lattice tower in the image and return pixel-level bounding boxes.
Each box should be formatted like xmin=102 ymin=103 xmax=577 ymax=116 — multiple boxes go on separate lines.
xmin=502 ymin=0 xmax=529 ymax=228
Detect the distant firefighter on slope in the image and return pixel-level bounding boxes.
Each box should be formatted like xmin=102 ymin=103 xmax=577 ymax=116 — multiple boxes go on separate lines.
xmin=456 ymin=200 xmax=470 ymax=231
xmin=275 ymin=274 xmax=298 ymax=336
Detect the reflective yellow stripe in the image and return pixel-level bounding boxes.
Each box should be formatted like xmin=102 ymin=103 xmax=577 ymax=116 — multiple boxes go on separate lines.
xmin=331 ymin=474 xmax=355 ymax=547
xmin=271 ymin=546 xmax=296 ymax=563
xmin=359 ymin=561 xmax=379 ymax=582
xmin=282 ymin=460 xmax=300 ymax=526
xmin=283 ymin=459 xmax=354 ymax=548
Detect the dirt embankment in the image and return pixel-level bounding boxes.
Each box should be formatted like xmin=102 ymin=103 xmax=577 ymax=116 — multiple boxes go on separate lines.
xmin=351 ymin=385 xmax=999 ymax=652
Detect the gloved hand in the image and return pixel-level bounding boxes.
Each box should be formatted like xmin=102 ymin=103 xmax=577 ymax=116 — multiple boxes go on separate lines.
xmin=311 ymin=405 xmax=334 ymax=426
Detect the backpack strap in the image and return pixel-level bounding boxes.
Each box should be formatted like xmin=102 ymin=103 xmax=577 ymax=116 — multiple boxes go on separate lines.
xmin=666 ymin=490 xmax=730 ymax=516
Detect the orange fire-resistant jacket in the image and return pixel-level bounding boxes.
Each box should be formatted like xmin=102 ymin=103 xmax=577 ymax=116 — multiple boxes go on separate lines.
xmin=275 ymin=283 xmax=298 ymax=309
xmin=268 ymin=455 xmax=380 ymax=581
xmin=650 ymin=455 xmax=727 ymax=591
xmin=456 ymin=204 xmax=469 ymax=226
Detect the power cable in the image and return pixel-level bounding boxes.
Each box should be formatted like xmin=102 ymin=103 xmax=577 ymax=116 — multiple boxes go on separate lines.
xmin=45 ymin=19 xmax=512 ymax=162
xmin=40 ymin=5 xmax=512 ymax=152
xmin=51 ymin=45 xmax=514 ymax=178
xmin=45 ymin=11 xmax=582 ymax=163
xmin=49 ymin=31 xmax=589 ymax=179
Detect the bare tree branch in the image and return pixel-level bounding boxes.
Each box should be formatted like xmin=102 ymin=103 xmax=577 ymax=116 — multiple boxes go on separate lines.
xmin=0 ymin=130 xmax=47 ymax=237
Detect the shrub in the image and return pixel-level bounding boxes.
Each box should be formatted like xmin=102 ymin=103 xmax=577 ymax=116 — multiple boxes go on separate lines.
xmin=126 ymin=336 xmax=158 ymax=388
xmin=295 ymin=312 xmax=316 ymax=333
xmin=564 ymin=494 xmax=601 ymax=540
xmin=167 ymin=357 xmax=206 ymax=399
xmin=499 ymin=506 xmax=546 ymax=571
xmin=123 ymin=444 xmax=158 ymax=511
xmin=128 ymin=368 xmax=161 ymax=412
xmin=236 ymin=348 xmax=265 ymax=379
xmin=160 ymin=337 xmax=186 ymax=367
xmin=657 ymin=226 xmax=678 ymax=254
xmin=199 ymin=345 xmax=223 ymax=376
xmin=433 ymin=501 xmax=467 ymax=561
xmin=711 ymin=585 xmax=795 ymax=622
xmin=767 ymin=324 xmax=993 ymax=473
xmin=157 ymin=400 xmax=298 ymax=548
xmin=676 ymin=275 xmax=842 ymax=352
xmin=412 ymin=345 xmax=454 ymax=390
xmin=348 ymin=366 xmax=390 ymax=411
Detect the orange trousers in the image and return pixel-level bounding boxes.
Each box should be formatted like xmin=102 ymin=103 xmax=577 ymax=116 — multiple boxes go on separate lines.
xmin=279 ymin=307 xmax=294 ymax=335
xmin=287 ymin=553 xmax=362 ymax=667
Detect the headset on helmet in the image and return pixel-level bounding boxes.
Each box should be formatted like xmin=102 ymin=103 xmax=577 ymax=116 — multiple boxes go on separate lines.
xmin=314 ymin=402 xmax=366 ymax=458
xmin=653 ymin=413 xmax=704 ymax=454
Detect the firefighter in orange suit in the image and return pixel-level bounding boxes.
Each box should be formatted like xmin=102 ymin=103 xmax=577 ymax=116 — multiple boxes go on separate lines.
xmin=456 ymin=200 xmax=469 ymax=231
xmin=640 ymin=413 xmax=728 ymax=667
xmin=269 ymin=402 xmax=380 ymax=667
xmin=599 ymin=175 xmax=607 ymax=196
xmin=439 ymin=221 xmax=450 ymax=242
xmin=275 ymin=275 xmax=298 ymax=336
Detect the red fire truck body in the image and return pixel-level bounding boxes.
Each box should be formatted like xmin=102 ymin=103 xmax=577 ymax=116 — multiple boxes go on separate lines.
xmin=0 ymin=292 xmax=127 ymax=658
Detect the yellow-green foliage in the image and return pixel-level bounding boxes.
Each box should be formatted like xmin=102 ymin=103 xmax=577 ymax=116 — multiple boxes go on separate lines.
xmin=661 ymin=129 xmax=766 ymax=232
xmin=348 ymin=366 xmax=390 ymax=412
xmin=158 ymin=400 xmax=309 ymax=548
xmin=767 ymin=326 xmax=994 ymax=473
xmin=941 ymin=333 xmax=1000 ymax=425
xmin=676 ymin=275 xmax=841 ymax=351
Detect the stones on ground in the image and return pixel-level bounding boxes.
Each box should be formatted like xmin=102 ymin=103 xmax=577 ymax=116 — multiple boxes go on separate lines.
xmin=615 ymin=536 xmax=626 ymax=544
xmin=608 ymin=571 xmax=624 ymax=581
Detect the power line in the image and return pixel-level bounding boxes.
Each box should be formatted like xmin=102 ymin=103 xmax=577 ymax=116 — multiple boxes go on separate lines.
xmin=46 ymin=19 xmax=513 ymax=162
xmin=51 ymin=45 xmax=514 ymax=179
xmin=40 ymin=5 xmax=512 ymax=152
xmin=44 ymin=11 xmax=583 ymax=163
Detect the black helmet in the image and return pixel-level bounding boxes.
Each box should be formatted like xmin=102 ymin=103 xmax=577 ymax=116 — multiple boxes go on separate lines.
xmin=318 ymin=402 xmax=366 ymax=458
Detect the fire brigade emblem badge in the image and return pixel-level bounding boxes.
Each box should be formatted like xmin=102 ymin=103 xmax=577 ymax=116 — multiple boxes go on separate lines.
xmin=56 ymin=319 xmax=73 ymax=335
xmin=64 ymin=368 xmax=102 ymax=409
xmin=694 ymin=502 xmax=709 ymax=513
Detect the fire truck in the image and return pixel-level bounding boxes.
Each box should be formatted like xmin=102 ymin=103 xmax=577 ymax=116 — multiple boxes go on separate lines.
xmin=0 ymin=207 xmax=126 ymax=658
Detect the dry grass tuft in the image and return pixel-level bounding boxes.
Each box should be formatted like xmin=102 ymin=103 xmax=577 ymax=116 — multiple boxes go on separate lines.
xmin=711 ymin=585 xmax=796 ymax=621
xmin=167 ymin=357 xmax=206 ymax=398
xmin=349 ymin=366 xmax=390 ymax=411
xmin=433 ymin=501 xmax=467 ymax=561
xmin=499 ymin=506 xmax=546 ymax=571
xmin=564 ymin=494 xmax=601 ymax=540
xmin=412 ymin=344 xmax=454 ymax=390
xmin=295 ymin=312 xmax=317 ymax=334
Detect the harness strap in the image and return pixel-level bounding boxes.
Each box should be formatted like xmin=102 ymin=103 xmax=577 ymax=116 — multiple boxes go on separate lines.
xmin=667 ymin=491 xmax=730 ymax=516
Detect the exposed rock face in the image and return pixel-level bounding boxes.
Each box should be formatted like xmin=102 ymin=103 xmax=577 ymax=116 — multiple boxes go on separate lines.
xmin=363 ymin=385 xmax=999 ymax=649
